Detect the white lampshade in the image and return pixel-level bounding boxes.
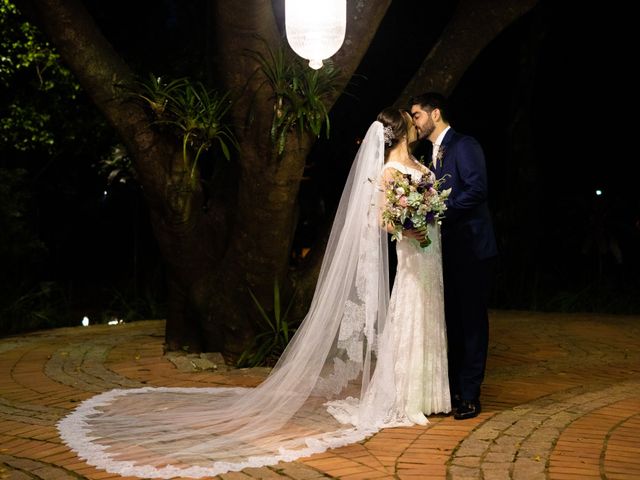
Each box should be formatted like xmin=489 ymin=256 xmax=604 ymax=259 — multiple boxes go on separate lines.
xmin=285 ymin=0 xmax=346 ymax=69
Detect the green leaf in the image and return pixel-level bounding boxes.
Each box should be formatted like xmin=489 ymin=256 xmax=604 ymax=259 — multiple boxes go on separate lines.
xmin=237 ymin=280 xmax=299 ymax=367
xmin=248 ymin=288 xmax=275 ymax=331
xmin=219 ymin=139 xmax=230 ymax=161
xmin=244 ymin=39 xmax=341 ymax=158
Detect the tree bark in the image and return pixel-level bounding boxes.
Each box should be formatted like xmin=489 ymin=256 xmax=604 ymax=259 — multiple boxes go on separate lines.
xmin=396 ymin=0 xmax=539 ymax=103
xmin=204 ymin=0 xmax=393 ymax=354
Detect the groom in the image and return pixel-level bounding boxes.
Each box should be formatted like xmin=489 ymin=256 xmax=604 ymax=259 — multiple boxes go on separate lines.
xmin=410 ymin=92 xmax=498 ymax=420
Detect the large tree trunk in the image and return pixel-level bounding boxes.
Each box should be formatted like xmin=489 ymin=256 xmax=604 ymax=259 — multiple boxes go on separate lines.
xmin=201 ymin=0 xmax=393 ymax=354
xmin=17 ymin=0 xmax=392 ymax=355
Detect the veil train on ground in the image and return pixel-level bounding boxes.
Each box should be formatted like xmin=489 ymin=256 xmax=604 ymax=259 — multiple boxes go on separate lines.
xmin=58 ymin=121 xmax=402 ymax=479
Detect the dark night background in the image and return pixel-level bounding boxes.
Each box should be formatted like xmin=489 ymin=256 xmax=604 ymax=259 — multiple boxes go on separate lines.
xmin=1 ymin=0 xmax=637 ymax=334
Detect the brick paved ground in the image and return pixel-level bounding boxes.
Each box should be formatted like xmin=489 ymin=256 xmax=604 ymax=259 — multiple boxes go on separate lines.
xmin=1 ymin=311 xmax=638 ymax=479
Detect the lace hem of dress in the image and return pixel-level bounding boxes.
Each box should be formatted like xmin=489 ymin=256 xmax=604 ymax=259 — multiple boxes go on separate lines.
xmin=57 ymin=387 xmax=383 ymax=479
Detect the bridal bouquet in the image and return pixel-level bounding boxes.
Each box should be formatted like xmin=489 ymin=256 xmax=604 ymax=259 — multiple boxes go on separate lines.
xmin=381 ymin=171 xmax=451 ymax=249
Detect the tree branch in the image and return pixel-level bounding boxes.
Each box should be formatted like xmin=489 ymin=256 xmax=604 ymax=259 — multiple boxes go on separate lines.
xmin=14 ymin=0 xmax=174 ymax=203
xmin=214 ymin=0 xmax=282 ymax=148
xmin=396 ymin=0 xmax=540 ymax=105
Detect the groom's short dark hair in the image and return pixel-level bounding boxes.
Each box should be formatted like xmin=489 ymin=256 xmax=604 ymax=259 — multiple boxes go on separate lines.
xmin=410 ymin=92 xmax=450 ymax=123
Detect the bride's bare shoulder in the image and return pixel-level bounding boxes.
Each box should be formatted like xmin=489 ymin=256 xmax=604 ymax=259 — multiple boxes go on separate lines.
xmin=382 ymin=161 xmax=402 ymax=173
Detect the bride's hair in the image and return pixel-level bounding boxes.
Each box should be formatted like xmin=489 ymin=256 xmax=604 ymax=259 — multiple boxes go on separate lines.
xmin=376 ymin=108 xmax=415 ymax=155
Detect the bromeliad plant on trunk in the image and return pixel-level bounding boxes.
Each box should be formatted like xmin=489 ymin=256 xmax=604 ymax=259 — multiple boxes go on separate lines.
xmin=247 ymin=43 xmax=341 ymax=157
xmin=130 ymin=75 xmax=238 ymax=220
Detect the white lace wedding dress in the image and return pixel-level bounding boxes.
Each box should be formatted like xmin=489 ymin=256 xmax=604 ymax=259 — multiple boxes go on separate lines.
xmin=326 ymin=160 xmax=449 ymax=428
xmin=380 ymin=161 xmax=450 ymax=423
xmin=57 ymin=123 xmax=449 ymax=479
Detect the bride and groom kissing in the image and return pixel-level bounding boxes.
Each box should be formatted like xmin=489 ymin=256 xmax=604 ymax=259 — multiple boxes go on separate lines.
xmin=57 ymin=92 xmax=498 ymax=479
xmin=355 ymin=91 xmax=497 ymax=425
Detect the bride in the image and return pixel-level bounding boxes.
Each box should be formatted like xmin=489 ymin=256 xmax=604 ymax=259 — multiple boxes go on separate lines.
xmin=58 ymin=108 xmax=450 ymax=479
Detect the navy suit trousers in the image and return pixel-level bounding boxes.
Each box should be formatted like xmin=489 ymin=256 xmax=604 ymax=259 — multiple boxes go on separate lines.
xmin=443 ymin=255 xmax=495 ymax=402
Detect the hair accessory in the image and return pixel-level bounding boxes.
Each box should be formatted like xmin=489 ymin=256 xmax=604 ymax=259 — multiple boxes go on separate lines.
xmin=383 ymin=126 xmax=394 ymax=146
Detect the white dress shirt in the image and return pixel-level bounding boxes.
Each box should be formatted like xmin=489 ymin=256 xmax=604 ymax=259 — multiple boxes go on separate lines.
xmin=432 ymin=126 xmax=451 ymax=166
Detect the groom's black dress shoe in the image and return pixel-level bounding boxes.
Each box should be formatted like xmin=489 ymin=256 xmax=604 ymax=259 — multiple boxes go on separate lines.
xmin=454 ymin=400 xmax=481 ymax=420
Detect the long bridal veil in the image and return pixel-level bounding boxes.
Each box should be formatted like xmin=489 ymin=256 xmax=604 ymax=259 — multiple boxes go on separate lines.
xmin=57 ymin=121 xmax=399 ymax=478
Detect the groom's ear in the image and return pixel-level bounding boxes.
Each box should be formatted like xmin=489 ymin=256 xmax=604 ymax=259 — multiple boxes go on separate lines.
xmin=431 ymin=108 xmax=442 ymax=122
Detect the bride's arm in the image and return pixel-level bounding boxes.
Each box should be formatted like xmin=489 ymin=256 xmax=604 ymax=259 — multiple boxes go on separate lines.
xmin=379 ymin=167 xmax=396 ymax=234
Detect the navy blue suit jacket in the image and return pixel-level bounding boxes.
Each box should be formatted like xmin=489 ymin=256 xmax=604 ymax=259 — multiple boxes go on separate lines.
xmin=433 ymin=129 xmax=498 ymax=263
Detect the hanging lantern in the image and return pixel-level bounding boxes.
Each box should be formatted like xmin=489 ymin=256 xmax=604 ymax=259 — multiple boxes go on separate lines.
xmin=285 ymin=0 xmax=346 ymax=70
